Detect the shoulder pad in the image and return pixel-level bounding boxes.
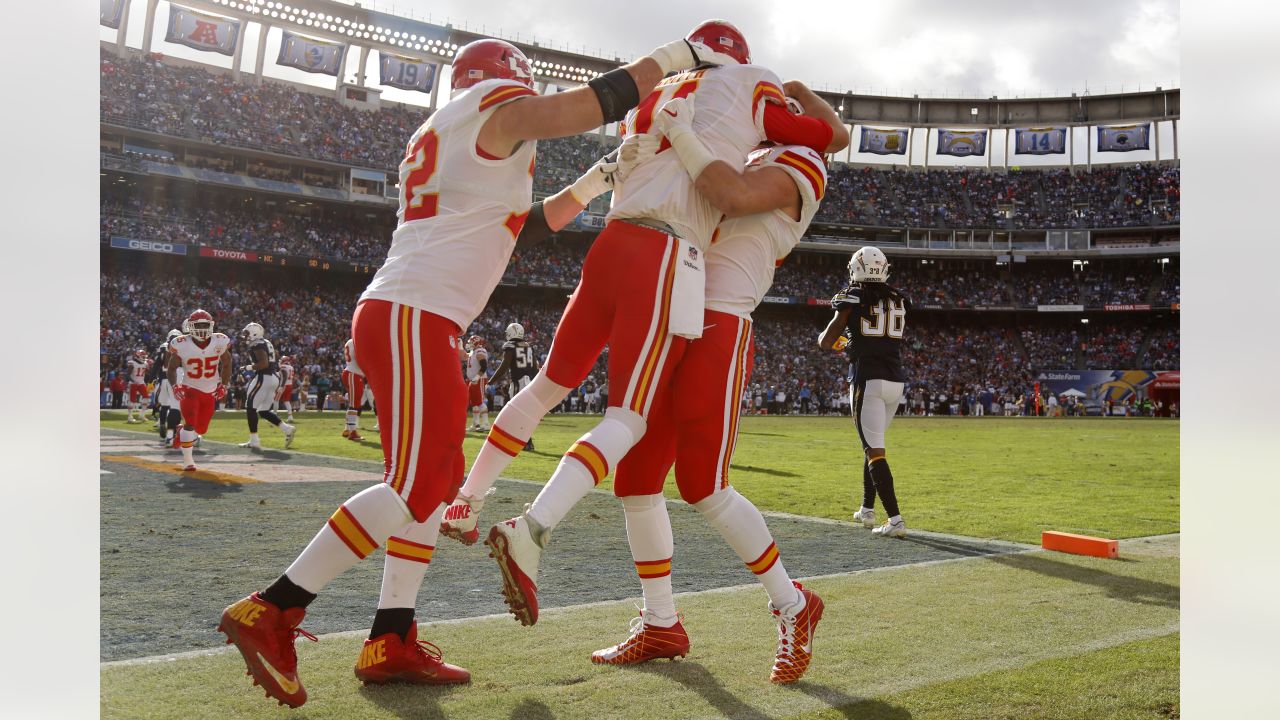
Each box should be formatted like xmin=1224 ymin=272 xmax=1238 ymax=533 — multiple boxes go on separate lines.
xmin=831 ymin=286 xmax=860 ymax=309
xmin=475 ymin=80 xmax=538 ymax=113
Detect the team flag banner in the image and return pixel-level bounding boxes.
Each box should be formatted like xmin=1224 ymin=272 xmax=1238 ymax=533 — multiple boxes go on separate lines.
xmin=1097 ymin=123 xmax=1150 ymax=152
xmin=165 ymin=5 xmax=241 ymax=56
xmin=858 ymin=127 xmax=908 ymax=155
xmin=937 ymin=129 xmax=988 ymax=157
xmin=379 ymin=52 xmax=436 ymax=92
xmin=101 ymin=0 xmax=126 ymax=29
xmin=278 ymin=31 xmax=346 ymax=76
xmin=1015 ymin=127 xmax=1067 ymax=155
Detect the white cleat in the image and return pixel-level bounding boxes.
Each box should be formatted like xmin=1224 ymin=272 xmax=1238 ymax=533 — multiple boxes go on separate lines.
xmin=484 ymin=508 xmax=549 ymax=626
xmin=439 ymin=488 xmax=494 ymax=546
xmin=282 ymin=423 xmax=296 ymax=448
xmin=853 ymin=508 xmax=876 ymax=528
xmin=238 ymin=439 xmax=262 ymax=449
xmin=872 ymin=518 xmax=907 ymax=538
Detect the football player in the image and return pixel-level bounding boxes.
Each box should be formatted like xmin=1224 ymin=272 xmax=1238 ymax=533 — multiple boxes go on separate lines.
xmin=819 ymin=247 xmax=911 ymax=538
xmin=239 ymin=323 xmax=296 ymax=449
xmin=490 ymin=323 xmax=539 ymax=451
xmin=219 ymin=33 xmax=730 ymax=706
xmin=154 ymin=328 xmax=184 ymax=445
xmin=125 ymin=349 xmax=153 ymax=423
xmin=341 ymin=338 xmax=366 ymax=441
xmin=464 ymin=335 xmax=490 ymax=432
xmin=588 ymin=91 xmax=833 ymax=681
xmin=165 ymin=310 xmax=232 ymax=471
xmin=470 ymin=19 xmax=847 ymax=631
xmin=277 ymin=356 xmax=297 ymax=423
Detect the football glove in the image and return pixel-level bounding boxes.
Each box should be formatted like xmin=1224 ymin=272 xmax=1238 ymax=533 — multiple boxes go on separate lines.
xmin=616 ymin=133 xmax=661 ymax=181
xmin=654 ymin=95 xmax=716 ymax=180
xmin=567 ymin=152 xmax=620 ymax=205
xmin=213 ymin=384 xmax=228 ymax=401
xmin=650 ymin=39 xmax=737 ymax=76
xmin=173 ymin=384 xmax=189 ymax=401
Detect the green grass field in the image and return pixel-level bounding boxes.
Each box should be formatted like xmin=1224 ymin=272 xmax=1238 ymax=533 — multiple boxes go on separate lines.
xmin=100 ymin=411 xmax=1179 ymax=719
xmin=102 ymin=410 xmax=1179 ymax=544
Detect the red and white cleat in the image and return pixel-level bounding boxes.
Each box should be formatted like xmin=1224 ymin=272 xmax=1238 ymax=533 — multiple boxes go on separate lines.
xmin=590 ymin=614 xmax=690 ymax=665
xmin=217 ymin=593 xmax=317 ymax=708
xmin=440 ymin=489 xmax=492 ymax=546
xmin=183 ymin=464 xmax=198 ymax=472
xmin=484 ymin=511 xmax=547 ymax=626
xmin=769 ymin=581 xmax=824 ymax=684
xmin=353 ymin=625 xmax=471 ymax=686
xmin=347 ymin=431 xmax=364 ymax=442
xmin=341 ymin=429 xmax=351 ymax=438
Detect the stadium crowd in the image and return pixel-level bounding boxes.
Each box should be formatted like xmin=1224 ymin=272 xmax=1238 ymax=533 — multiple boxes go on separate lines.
xmin=100 ymin=268 xmax=1178 ymax=415
xmin=101 ymin=50 xmax=1180 ymax=232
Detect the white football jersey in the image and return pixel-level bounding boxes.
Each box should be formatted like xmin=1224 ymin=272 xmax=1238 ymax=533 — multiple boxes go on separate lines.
xmin=168 ymin=333 xmax=231 ymax=393
xmin=467 ymin=347 xmax=489 ymax=382
xmin=127 ymin=358 xmax=151 ymax=385
xmin=610 ymin=63 xmax=785 ymax=251
xmin=281 ymin=365 xmax=296 ymax=387
xmin=705 ymin=145 xmax=827 ymax=320
xmin=361 ymin=79 xmax=539 ymax=331
xmin=343 ymin=339 xmax=363 ymax=376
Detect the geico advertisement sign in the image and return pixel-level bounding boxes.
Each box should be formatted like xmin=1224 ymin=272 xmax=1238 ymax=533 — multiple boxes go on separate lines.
xmin=109 ymin=237 xmax=187 ymax=255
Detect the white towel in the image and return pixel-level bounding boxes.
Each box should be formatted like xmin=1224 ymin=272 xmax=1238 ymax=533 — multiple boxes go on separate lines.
xmin=668 ymin=237 xmax=705 ymax=339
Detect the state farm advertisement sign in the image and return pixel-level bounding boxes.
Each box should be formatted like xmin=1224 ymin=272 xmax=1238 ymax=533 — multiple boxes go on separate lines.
xmin=199 ymin=246 xmax=259 ymax=262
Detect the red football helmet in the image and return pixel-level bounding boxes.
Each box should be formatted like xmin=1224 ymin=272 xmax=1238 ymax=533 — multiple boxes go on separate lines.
xmin=279 ymin=355 xmax=293 ymax=367
xmin=687 ymin=20 xmax=750 ymax=65
xmin=466 ymin=335 xmax=486 ymax=351
xmin=187 ymin=309 xmax=215 ymax=340
xmin=451 ymin=39 xmax=534 ymax=91
xmin=133 ymin=348 xmax=148 ymax=362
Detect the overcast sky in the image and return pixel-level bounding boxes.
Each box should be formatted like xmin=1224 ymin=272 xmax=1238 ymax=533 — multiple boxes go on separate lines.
xmin=101 ymin=0 xmax=1180 ymax=166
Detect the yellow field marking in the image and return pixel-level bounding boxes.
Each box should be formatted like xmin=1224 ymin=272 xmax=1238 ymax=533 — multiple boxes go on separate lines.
xmin=101 ymin=455 xmax=262 ymax=485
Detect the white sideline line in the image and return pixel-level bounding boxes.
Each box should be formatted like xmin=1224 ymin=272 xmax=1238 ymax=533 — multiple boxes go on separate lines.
xmin=101 ymin=542 xmax=1047 ymax=670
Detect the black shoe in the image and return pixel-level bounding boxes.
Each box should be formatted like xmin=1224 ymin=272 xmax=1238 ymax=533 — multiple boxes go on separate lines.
xmin=524 ymin=440 xmax=535 ymax=452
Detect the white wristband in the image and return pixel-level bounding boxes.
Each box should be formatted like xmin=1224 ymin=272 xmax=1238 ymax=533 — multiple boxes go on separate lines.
xmin=649 ymin=39 xmax=696 ymax=76
xmin=665 ymin=126 xmax=716 ymax=180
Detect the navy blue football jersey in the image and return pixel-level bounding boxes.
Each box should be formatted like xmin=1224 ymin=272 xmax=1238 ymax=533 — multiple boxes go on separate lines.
xmin=503 ymin=339 xmax=538 ymax=381
xmin=831 ymin=282 xmax=910 ymax=384
xmin=248 ymin=338 xmax=279 ymax=374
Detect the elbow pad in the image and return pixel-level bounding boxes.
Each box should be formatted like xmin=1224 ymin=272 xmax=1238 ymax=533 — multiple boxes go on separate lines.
xmin=518 ymin=201 xmax=553 ymax=246
xmin=588 ymin=68 xmax=641 ymax=124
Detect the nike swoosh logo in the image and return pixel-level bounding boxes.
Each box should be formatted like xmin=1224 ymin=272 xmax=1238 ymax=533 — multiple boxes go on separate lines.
xmin=703 ymin=324 xmax=717 ymax=331
xmin=257 ymin=652 xmax=300 ymax=695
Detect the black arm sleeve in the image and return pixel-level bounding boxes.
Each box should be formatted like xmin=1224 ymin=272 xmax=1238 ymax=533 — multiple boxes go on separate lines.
xmin=588 ymin=67 xmax=642 ymax=124
xmin=517 ymin=201 xmax=553 ymax=246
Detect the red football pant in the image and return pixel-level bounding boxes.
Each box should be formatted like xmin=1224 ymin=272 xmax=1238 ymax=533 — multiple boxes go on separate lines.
xmin=129 ymin=383 xmax=147 ymax=403
xmin=352 ymin=300 xmax=466 ymax=522
xmin=179 ymin=387 xmax=217 ymax=435
xmin=342 ymin=370 xmax=365 ymax=410
xmin=615 ymin=311 xmax=754 ymax=504
xmin=545 ymin=221 xmax=687 ymax=419
xmin=468 ymin=378 xmax=487 ymax=408
xmin=279 ymin=386 xmax=293 ymax=403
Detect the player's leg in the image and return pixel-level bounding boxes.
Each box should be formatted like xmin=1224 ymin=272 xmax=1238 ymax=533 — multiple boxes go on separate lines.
xmin=445 ymin=238 xmax=618 ymax=544
xmin=478 ymin=380 xmax=490 ymax=431
xmin=177 ymin=392 xmax=202 ymax=469
xmin=241 ymin=374 xmax=263 ymax=448
xmin=593 ymin=391 xmax=688 ymax=665
xmin=863 ymin=380 xmax=906 ymax=538
xmin=220 ymin=301 xmax=429 ymax=707
xmin=342 ymin=371 xmax=358 ymax=439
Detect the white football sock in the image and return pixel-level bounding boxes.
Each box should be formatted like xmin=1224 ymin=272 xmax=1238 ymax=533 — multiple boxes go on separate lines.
xmin=284 ymin=483 xmax=413 ymax=594
xmin=377 ymin=502 xmax=445 ymax=609
xmin=623 ymin=494 xmax=677 ymax=627
xmin=179 ymin=427 xmax=197 ymax=466
xmin=462 ymin=374 xmax=570 ymax=498
xmin=526 ymin=408 xmax=646 ymax=530
xmin=694 ymin=488 xmax=802 ymax=612
xmin=345 ymin=411 xmax=358 ymax=431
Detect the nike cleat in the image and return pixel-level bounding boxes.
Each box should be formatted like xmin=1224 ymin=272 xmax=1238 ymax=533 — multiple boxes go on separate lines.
xmin=282 ymin=423 xmax=296 ymax=449
xmin=484 ymin=511 xmax=547 ymax=626
xmin=591 ymin=615 xmax=690 ymax=665
xmin=770 ymin=582 xmax=824 ymax=684
xmin=872 ymin=518 xmax=907 ymax=538
xmin=183 ymin=465 xmax=198 ymax=472
xmin=341 ymin=429 xmax=351 ymax=438
xmin=853 ymin=507 xmax=876 ymax=528
xmin=354 ymin=625 xmax=471 ymax=686
xmin=239 ymin=439 xmax=262 ymax=449
xmin=439 ymin=490 xmax=491 ymax=546
xmin=218 ymin=593 xmax=316 ymax=708
xmin=348 ymin=431 xmax=363 ymax=442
